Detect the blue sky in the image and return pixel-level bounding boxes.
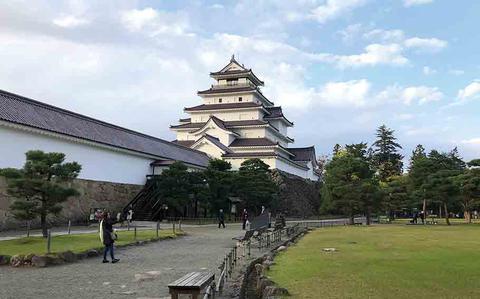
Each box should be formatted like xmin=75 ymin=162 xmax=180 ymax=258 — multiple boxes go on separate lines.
xmin=0 ymin=0 xmax=479 ymax=163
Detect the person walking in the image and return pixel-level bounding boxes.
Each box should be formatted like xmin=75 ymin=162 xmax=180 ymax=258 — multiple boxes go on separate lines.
xmin=127 ymin=207 xmax=134 ymax=224
xmin=242 ymin=209 xmax=248 ymax=230
xmin=218 ymin=209 xmax=226 ymax=229
xmin=100 ymin=212 xmax=120 ymax=264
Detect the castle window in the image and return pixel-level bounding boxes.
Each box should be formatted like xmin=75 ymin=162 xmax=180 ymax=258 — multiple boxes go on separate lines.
xmin=227 ymin=79 xmax=238 ymax=86
xmin=218 ymin=98 xmax=222 ymax=103
xmin=239 ymin=97 xmax=242 ymax=102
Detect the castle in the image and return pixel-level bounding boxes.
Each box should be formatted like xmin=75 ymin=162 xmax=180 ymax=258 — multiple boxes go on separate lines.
xmin=171 ymin=56 xmax=320 ymax=180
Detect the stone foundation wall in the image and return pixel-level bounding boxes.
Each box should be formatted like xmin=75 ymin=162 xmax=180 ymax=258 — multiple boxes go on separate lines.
xmin=271 ymin=170 xmax=321 ymax=218
xmin=0 ymin=177 xmax=142 ymax=231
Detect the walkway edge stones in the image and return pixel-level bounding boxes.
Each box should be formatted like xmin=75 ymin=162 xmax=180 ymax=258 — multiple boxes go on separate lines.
xmin=239 ymin=228 xmax=309 ymax=299
xmin=2 ymin=233 xmax=183 ymax=268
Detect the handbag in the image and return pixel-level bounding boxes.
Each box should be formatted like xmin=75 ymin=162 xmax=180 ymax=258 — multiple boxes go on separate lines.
xmin=111 ymin=229 xmax=118 ymax=241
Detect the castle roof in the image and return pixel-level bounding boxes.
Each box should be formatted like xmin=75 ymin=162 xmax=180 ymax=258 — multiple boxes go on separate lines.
xmin=264 ymin=106 xmax=294 ymax=126
xmin=197 ymin=85 xmax=258 ymax=95
xmin=0 ymin=89 xmax=210 ymax=168
xmin=229 ymin=138 xmax=277 ymax=147
xmin=209 ymin=55 xmax=264 ymax=86
xmin=288 ymin=146 xmax=318 ymax=165
xmin=170 ymin=119 xmax=268 ymax=130
xmin=184 ymin=102 xmax=262 ymax=112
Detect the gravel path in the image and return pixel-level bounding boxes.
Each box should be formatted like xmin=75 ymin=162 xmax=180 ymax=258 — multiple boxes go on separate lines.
xmin=0 ymin=225 xmax=243 ymax=299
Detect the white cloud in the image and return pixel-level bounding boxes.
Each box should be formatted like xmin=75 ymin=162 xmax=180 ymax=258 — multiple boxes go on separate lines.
xmin=363 ymin=28 xmax=405 ymax=43
xmin=378 ymin=85 xmax=443 ymax=105
xmin=449 ymin=69 xmax=465 ymax=76
xmin=338 ymin=23 xmax=364 ymax=43
xmin=405 ymin=127 xmax=436 ymax=136
xmin=121 ymin=8 xmax=158 ymax=31
xmin=120 ymin=8 xmax=192 ymax=37
xmin=402 ymin=86 xmax=443 ymax=104
xmin=395 ymin=113 xmax=415 ymax=120
xmin=404 ymin=37 xmax=447 ymax=52
xmin=423 ymin=66 xmax=436 ymax=75
xmin=310 ymin=0 xmax=367 ymax=24
xmin=315 ymin=79 xmax=371 ymax=107
xmin=52 ymin=15 xmax=89 ymax=28
xmin=457 ymin=80 xmax=480 ymax=101
xmin=404 ymin=0 xmax=434 ymax=7
xmin=461 ymin=138 xmax=480 ymax=145
xmin=320 ymin=43 xmax=408 ymax=68
xmin=210 ymin=4 xmax=224 ymax=9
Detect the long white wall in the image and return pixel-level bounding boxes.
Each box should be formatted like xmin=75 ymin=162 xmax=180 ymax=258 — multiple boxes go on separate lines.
xmin=0 ymin=124 xmax=153 ymax=185
xmin=275 ymin=159 xmax=319 ymax=181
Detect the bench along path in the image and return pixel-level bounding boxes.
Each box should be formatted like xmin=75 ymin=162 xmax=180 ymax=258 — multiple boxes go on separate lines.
xmin=0 ymin=225 xmax=241 ymax=299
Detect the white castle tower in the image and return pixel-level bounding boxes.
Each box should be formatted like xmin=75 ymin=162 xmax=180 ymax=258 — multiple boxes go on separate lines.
xmin=171 ymin=56 xmax=320 ymax=180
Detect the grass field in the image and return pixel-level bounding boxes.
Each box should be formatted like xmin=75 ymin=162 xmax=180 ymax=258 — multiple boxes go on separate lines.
xmin=269 ymin=224 xmax=480 ymax=299
xmin=0 ymin=229 xmax=179 ymax=256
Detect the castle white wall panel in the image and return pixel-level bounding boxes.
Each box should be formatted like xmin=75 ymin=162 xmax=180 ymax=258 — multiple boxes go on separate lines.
xmin=0 ymin=125 xmax=151 ymax=185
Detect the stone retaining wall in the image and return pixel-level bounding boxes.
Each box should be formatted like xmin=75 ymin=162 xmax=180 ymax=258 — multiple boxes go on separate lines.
xmin=0 ymin=177 xmax=142 ymax=230
xmin=272 ymin=170 xmax=322 ymax=218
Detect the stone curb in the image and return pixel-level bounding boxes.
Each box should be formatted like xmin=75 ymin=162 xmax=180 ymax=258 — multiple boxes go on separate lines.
xmin=0 ymin=233 xmax=184 ymax=269
xmin=239 ymin=228 xmax=308 ymax=299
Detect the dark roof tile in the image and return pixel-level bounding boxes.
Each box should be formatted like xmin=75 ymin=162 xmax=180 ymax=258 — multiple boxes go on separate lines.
xmin=0 ymin=89 xmax=209 ymax=167
xmin=289 ymin=146 xmax=316 ymax=162
xmin=229 ymin=138 xmax=277 ymax=147
xmin=222 ymin=152 xmax=277 ymax=158
xmin=184 ymin=102 xmax=262 ymax=112
xmin=197 ymin=86 xmax=257 ymax=95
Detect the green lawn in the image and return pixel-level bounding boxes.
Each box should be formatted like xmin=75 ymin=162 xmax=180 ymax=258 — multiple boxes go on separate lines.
xmin=269 ymin=225 xmax=480 ymax=299
xmin=0 ymin=229 xmax=179 ymax=256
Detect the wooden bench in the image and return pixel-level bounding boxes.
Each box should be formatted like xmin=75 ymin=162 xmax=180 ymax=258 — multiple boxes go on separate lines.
xmin=168 ymin=272 xmax=215 ymax=299
xmin=379 ymin=216 xmax=391 ymax=224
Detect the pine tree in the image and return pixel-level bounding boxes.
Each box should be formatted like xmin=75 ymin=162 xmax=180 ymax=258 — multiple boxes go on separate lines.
xmin=409 ymin=144 xmax=426 ymax=169
xmin=322 ymin=151 xmax=378 ymax=224
xmin=0 ymin=150 xmax=81 ymax=237
xmin=333 ymin=144 xmax=342 ymax=156
xmin=235 ymin=159 xmax=278 ymax=214
xmin=371 ymin=125 xmax=403 ymax=181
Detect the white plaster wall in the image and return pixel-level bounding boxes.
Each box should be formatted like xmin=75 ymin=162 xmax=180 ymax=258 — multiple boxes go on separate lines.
xmin=192 ymin=126 xmax=232 ymax=146
xmin=0 ymin=125 xmax=152 ymax=185
xmin=269 ymin=119 xmax=288 ymax=136
xmin=274 ymin=158 xmax=309 ymax=179
xmin=176 ymin=131 xmax=195 ymax=140
xmin=224 ymin=157 xmax=276 ymax=171
xmin=193 ymin=141 xmax=224 ymax=159
xmin=202 ymin=93 xmax=254 ymax=104
xmin=234 ymin=127 xmax=266 ymax=138
xmin=274 ymin=159 xmax=319 ymax=181
xmin=190 ymin=110 xmax=261 ymax=122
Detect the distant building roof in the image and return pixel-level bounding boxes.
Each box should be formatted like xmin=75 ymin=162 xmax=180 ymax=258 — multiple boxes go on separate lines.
xmin=0 ymin=89 xmax=210 ymax=168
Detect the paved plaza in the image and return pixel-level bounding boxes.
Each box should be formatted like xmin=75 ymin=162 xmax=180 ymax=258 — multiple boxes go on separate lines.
xmin=0 ymin=225 xmax=243 ymax=299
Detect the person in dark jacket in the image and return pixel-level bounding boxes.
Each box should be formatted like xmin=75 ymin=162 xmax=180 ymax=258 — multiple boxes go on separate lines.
xmin=101 ymin=212 xmax=120 ymax=263
xmin=218 ymin=209 xmax=225 ymax=229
